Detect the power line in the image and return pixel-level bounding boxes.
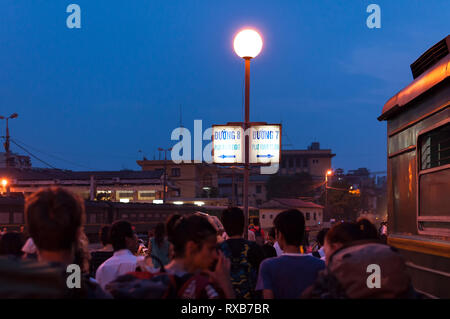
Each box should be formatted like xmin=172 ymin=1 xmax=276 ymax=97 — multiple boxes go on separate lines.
xmin=9 ymin=139 xmax=60 ymax=170
xmin=11 ymin=137 xmax=95 ymax=170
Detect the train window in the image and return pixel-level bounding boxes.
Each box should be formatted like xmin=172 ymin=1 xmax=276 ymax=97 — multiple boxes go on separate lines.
xmin=13 ymin=212 xmax=23 ymax=224
xmin=138 ymin=191 xmax=156 ymax=200
xmin=419 ymin=123 xmax=450 ymax=170
xmin=417 ymin=122 xmax=450 ymax=235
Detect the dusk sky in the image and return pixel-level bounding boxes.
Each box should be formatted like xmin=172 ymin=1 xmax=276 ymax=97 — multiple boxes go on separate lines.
xmin=1 ymin=0 xmax=449 ymax=172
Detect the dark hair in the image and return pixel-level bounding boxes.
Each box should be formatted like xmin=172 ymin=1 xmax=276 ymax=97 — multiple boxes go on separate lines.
xmin=170 ymin=214 xmax=217 ymax=258
xmin=25 ymin=187 xmax=84 ymax=251
xmin=273 ymin=209 xmax=305 ymax=246
xmin=325 ymin=222 xmax=361 ymax=246
xmin=316 ymin=228 xmax=330 ymax=247
xmin=100 ymin=226 xmax=111 ymax=247
xmin=356 ymin=219 xmax=379 ymax=240
xmin=166 ymin=214 xmax=182 ymax=244
xmin=110 ymin=220 xmax=134 ymax=251
xmin=221 ymin=207 xmax=244 ymax=237
xmin=0 ymin=232 xmax=24 ymax=257
xmin=154 ymin=222 xmax=166 ymax=248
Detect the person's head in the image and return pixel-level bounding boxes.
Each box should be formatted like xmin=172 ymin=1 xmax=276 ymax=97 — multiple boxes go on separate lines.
xmin=99 ymin=225 xmax=111 ymax=247
xmin=356 ymin=218 xmax=379 ymax=240
xmin=221 ymin=207 xmax=244 ymax=237
xmin=25 ymin=187 xmax=84 ymax=259
xmin=154 ymin=222 xmax=166 ymax=247
xmin=273 ymin=209 xmax=305 ymax=250
xmin=166 ymin=214 xmax=183 ymax=244
xmin=170 ymin=214 xmax=218 ymax=272
xmin=324 ymin=222 xmax=361 ymax=263
xmin=316 ymin=228 xmax=330 ymax=248
xmin=110 ymin=220 xmax=138 ymax=253
xmin=0 ymin=231 xmax=24 ymax=257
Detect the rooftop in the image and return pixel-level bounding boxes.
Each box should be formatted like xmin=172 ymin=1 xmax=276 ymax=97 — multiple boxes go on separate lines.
xmin=260 ymin=198 xmax=324 ymax=209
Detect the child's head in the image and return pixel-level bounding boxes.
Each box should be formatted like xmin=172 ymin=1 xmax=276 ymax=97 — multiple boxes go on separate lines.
xmin=273 ymin=209 xmax=305 ymax=250
xmin=324 ymin=222 xmax=361 ymax=263
xmin=170 ymin=214 xmax=219 ymax=272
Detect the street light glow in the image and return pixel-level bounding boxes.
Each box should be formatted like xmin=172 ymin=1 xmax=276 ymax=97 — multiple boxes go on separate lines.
xmin=233 ymin=29 xmax=263 ymax=59
xmin=327 ymin=170 xmax=333 ymax=176
xmin=1 ymin=179 xmax=7 ymax=187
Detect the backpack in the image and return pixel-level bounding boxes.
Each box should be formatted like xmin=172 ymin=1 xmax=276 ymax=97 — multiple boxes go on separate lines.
xmin=105 ymin=257 xmax=222 ymax=299
xmin=302 ymin=241 xmax=419 ymax=299
xmin=220 ymin=240 xmax=259 ymax=299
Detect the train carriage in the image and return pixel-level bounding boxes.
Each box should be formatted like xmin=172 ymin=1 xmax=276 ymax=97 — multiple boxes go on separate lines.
xmin=378 ymin=35 xmax=450 ymax=298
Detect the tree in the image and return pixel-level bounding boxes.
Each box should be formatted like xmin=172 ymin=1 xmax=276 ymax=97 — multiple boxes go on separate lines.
xmin=322 ymin=179 xmax=361 ymax=221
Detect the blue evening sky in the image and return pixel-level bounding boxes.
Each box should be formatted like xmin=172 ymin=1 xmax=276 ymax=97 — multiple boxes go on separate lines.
xmin=0 ymin=0 xmax=449 ymax=172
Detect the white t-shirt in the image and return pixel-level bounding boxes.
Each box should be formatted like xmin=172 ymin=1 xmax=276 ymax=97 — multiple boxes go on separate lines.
xmin=95 ymin=249 xmax=143 ymax=290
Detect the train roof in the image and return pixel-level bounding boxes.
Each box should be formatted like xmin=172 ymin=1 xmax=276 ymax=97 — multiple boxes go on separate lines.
xmin=378 ymin=35 xmax=450 ymax=121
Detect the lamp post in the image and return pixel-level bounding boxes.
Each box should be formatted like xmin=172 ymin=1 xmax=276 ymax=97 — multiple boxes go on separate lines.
xmin=0 ymin=113 xmax=18 ymax=168
xmin=233 ymin=29 xmax=263 ymax=239
xmin=325 ymin=169 xmax=333 ymax=215
xmin=158 ymin=147 xmax=172 ymax=203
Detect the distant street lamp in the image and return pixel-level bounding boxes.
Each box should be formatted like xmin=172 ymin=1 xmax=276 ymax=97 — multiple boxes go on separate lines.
xmin=158 ymin=147 xmax=172 ymax=203
xmin=233 ymin=29 xmax=263 ymax=239
xmin=325 ymin=170 xmax=333 ymax=213
xmin=1 ymin=178 xmax=8 ymax=196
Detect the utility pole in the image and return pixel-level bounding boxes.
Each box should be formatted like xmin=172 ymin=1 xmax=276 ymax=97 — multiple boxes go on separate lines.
xmin=231 ymin=168 xmax=235 ymax=206
xmin=1 ymin=113 xmax=18 ymax=197
xmin=158 ymin=147 xmax=172 ymax=203
xmin=0 ymin=113 xmax=18 ymax=168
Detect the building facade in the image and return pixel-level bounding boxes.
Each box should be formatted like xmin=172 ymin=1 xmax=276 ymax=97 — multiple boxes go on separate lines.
xmin=259 ymin=198 xmax=324 ymax=230
xmin=279 ymin=142 xmax=335 ymax=180
xmin=0 ymin=168 xmax=165 ymax=202
xmin=136 ymin=160 xmax=222 ymax=204
xmin=0 ymin=152 xmax=31 ymax=169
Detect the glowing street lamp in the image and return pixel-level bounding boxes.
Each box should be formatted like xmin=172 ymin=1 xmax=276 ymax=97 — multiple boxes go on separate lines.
xmin=1 ymin=178 xmax=8 ymax=196
xmin=233 ymin=28 xmax=263 ymax=239
xmin=233 ymin=29 xmax=263 ymax=59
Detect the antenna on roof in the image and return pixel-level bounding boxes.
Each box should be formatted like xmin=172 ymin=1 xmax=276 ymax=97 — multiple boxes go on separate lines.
xmin=280 ymin=119 xmax=293 ymax=149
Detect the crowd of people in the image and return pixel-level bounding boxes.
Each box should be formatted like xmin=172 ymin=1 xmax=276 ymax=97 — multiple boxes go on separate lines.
xmin=0 ymin=186 xmax=421 ymax=299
